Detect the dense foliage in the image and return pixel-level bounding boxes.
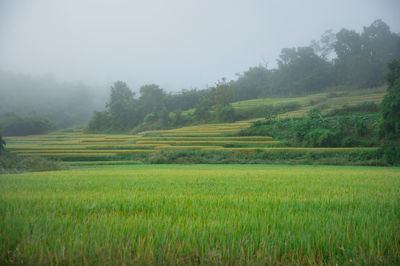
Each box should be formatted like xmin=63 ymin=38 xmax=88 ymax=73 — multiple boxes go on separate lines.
xmin=0 ymin=151 xmax=64 ymax=173
xmin=380 ymin=59 xmax=400 ymax=164
xmin=0 ymin=113 xmax=54 ymax=136
xmin=239 ymin=103 xmax=381 ymax=148
xmin=87 ymin=20 xmax=400 ymax=133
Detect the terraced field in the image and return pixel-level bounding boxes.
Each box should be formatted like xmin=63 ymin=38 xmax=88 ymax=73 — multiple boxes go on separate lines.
xmin=6 ymin=124 xmax=376 ymax=164
xmin=6 ymin=120 xmax=277 ymax=160
xmin=234 ymin=87 xmax=385 ymax=118
xmin=5 ymin=87 xmax=384 ymax=163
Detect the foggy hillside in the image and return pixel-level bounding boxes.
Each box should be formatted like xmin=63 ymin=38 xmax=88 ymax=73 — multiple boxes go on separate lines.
xmin=0 ymin=71 xmax=106 ymax=128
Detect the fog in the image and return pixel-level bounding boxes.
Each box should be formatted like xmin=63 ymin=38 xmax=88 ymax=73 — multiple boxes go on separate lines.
xmin=1 ymin=0 xmax=399 ymax=91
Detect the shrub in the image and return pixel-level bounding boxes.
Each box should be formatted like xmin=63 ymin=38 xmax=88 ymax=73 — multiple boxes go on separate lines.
xmin=0 ymin=152 xmax=65 ymax=173
xmin=216 ymin=105 xmax=235 ymax=122
xmin=381 ymin=142 xmax=400 ymax=165
xmin=305 ymin=128 xmax=338 ymax=147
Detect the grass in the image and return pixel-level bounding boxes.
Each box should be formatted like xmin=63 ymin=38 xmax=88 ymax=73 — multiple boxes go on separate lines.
xmin=1 ymin=164 xmax=399 ymax=265
xmin=232 ymin=86 xmax=385 ymax=116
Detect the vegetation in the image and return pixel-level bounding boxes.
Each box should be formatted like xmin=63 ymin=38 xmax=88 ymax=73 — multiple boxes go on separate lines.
xmin=86 ymin=20 xmax=400 ymax=134
xmin=240 ymin=102 xmax=381 ymax=148
xmin=0 ymin=71 xmax=104 ymax=132
xmin=380 ymin=59 xmax=400 ymax=164
xmin=1 ymin=165 xmax=399 ymax=265
xmin=0 ymin=151 xmax=64 ymax=174
xmin=0 ymin=113 xmax=54 ymax=136
xmin=5 ymin=111 xmax=383 ymax=166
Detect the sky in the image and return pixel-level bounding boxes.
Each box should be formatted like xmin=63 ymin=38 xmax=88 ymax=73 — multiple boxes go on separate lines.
xmin=0 ymin=0 xmax=399 ymax=92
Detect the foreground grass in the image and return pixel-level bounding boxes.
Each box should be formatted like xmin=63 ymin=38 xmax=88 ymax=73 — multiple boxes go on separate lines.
xmin=1 ymin=164 xmax=399 ymax=265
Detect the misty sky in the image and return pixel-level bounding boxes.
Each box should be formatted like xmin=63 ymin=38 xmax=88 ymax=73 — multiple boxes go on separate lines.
xmin=1 ymin=0 xmax=399 ymax=92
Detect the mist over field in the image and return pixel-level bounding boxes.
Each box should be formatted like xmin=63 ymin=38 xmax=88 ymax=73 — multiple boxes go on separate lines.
xmin=0 ymin=0 xmax=399 ymax=134
xmin=1 ymin=0 xmax=399 ymax=90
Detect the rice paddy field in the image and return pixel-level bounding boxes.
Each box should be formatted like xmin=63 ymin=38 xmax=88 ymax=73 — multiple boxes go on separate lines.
xmin=4 ymin=87 xmax=385 ymax=164
xmin=5 ymin=121 xmax=377 ymax=164
xmin=1 ymin=88 xmax=396 ymax=264
xmin=5 ymin=121 xmax=270 ymax=161
xmin=1 ymin=164 xmax=399 ymax=265
xmin=232 ymin=86 xmax=386 ymax=118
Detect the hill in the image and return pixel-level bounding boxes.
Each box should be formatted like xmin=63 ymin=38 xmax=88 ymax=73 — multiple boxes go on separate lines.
xmin=3 ymin=86 xmax=386 ymax=166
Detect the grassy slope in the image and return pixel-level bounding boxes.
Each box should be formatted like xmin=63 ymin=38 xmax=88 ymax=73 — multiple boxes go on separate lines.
xmin=3 ymin=87 xmax=386 ymax=164
xmin=181 ymin=86 xmax=385 ymax=118
xmin=1 ymin=164 xmax=399 ymax=265
xmin=232 ymin=86 xmax=386 ymax=118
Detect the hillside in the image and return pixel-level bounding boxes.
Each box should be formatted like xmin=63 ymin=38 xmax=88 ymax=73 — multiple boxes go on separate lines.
xmin=3 ymin=87 xmax=386 ymax=166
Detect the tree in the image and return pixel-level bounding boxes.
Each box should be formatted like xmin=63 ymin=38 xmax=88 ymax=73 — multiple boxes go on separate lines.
xmin=139 ymin=84 xmax=165 ymax=115
xmin=233 ymin=65 xmax=270 ymax=100
xmin=334 ymin=20 xmax=400 ymax=88
xmin=276 ymin=46 xmax=334 ymax=95
xmin=211 ymin=78 xmax=234 ymax=106
xmin=381 ymin=60 xmax=400 ymax=139
xmin=311 ymin=30 xmax=336 ymax=60
xmin=107 ymin=81 xmax=136 ymax=130
xmin=216 ymin=104 xmax=235 ymax=122
xmin=380 ymin=60 xmax=400 ymax=164
xmin=86 ymin=111 xmax=111 ymax=132
xmin=194 ymin=97 xmax=213 ymax=122
xmin=0 ymin=114 xmax=54 ymax=136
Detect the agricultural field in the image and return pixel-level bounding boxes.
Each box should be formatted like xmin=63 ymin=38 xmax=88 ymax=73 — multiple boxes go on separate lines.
xmin=5 ymin=121 xmax=265 ymax=161
xmin=5 ymin=123 xmax=377 ymax=164
xmin=232 ymin=86 xmax=386 ymax=118
xmin=4 ymin=87 xmax=386 ymax=163
xmin=1 ymin=164 xmax=399 ymax=264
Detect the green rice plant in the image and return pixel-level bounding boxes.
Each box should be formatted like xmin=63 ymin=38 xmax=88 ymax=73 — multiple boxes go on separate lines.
xmin=64 ymin=160 xmax=142 ymax=166
xmin=136 ymin=140 xmax=279 ymax=145
xmin=17 ymin=152 xmax=117 ymax=157
xmin=0 ymin=165 xmax=398 ymax=264
xmin=201 ymin=147 xmax=378 ymax=152
xmin=139 ymin=136 xmax=273 ymax=141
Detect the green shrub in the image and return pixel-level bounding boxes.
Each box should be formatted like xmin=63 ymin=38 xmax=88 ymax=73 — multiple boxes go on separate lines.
xmin=239 ymin=107 xmax=380 ymax=148
xmin=0 ymin=152 xmax=65 ymax=173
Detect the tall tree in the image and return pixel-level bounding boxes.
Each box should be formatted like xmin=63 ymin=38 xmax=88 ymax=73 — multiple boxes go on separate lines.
xmin=211 ymin=78 xmax=234 ymax=106
xmin=139 ymin=84 xmax=165 ymax=115
xmin=233 ymin=65 xmax=270 ymax=100
xmin=334 ymin=20 xmax=400 ymax=88
xmin=380 ymin=60 xmax=400 ymax=164
xmin=107 ymin=81 xmax=136 ymax=130
xmin=276 ymin=46 xmax=334 ymax=95
xmin=381 ymin=60 xmax=400 ymax=139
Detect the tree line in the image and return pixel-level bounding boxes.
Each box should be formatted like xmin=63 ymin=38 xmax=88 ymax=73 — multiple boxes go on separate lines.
xmin=87 ymin=19 xmax=400 ymax=133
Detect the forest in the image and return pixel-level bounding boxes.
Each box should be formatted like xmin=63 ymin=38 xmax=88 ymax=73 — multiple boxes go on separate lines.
xmin=86 ymin=20 xmax=400 ymax=133
xmin=0 ymin=20 xmax=399 ymax=136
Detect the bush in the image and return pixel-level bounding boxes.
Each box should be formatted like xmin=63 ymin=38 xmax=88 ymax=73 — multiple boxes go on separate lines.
xmin=381 ymin=142 xmax=400 ymax=165
xmin=239 ymin=107 xmax=380 ymax=147
xmin=216 ymin=105 xmax=235 ymax=122
xmin=0 ymin=152 xmax=65 ymax=173
xmin=125 ymin=149 xmax=383 ymax=166
xmin=305 ymin=128 xmax=338 ymax=147
xmin=86 ymin=111 xmax=111 ymax=133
